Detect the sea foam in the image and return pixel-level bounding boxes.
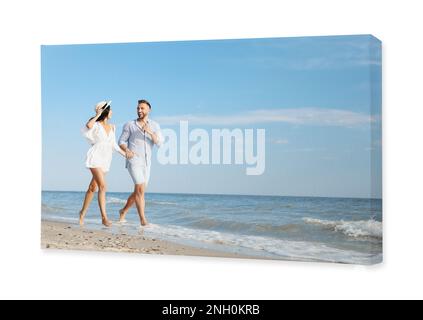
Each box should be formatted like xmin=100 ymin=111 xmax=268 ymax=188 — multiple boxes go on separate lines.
xmin=106 ymin=197 xmax=127 ymax=205
xmin=303 ymin=218 xmax=382 ymax=239
xmin=142 ymin=223 xmax=380 ymax=265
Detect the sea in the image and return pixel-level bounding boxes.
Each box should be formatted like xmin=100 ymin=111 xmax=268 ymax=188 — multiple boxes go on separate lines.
xmin=42 ymin=191 xmax=383 ymax=265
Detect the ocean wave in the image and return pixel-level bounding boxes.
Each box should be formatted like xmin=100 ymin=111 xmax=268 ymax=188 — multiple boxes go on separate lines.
xmin=188 ymin=217 xmax=300 ymax=234
xmin=42 ymin=215 xmax=110 ymax=228
xmin=106 ymin=197 xmax=127 ymax=205
xmin=303 ymin=218 xmax=382 ymax=240
xmin=143 ymin=223 xmax=381 ymax=265
xmin=41 ymin=204 xmax=65 ymax=213
xmin=107 ymin=197 xmax=178 ymax=206
xmin=150 ymin=201 xmax=179 ymax=206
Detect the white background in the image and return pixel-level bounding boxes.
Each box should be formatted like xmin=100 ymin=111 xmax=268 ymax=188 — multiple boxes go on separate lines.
xmin=0 ymin=0 xmax=422 ymax=300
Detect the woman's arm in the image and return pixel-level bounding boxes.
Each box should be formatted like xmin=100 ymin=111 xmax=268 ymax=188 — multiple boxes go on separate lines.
xmin=86 ymin=109 xmax=103 ymax=129
xmin=112 ymin=125 xmax=127 ymax=157
xmin=114 ymin=141 xmax=127 ymax=157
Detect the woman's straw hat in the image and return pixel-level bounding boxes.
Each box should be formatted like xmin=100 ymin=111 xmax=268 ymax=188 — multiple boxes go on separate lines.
xmin=94 ymin=100 xmax=112 ymax=113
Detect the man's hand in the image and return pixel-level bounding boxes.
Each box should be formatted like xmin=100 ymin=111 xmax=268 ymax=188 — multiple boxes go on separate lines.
xmin=125 ymin=149 xmax=135 ymax=159
xmin=139 ymin=120 xmax=151 ymax=132
xmin=139 ymin=120 xmax=158 ymax=144
xmin=143 ymin=124 xmax=153 ymax=135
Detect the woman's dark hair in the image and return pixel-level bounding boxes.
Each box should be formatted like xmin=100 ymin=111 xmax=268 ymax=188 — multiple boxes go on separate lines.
xmin=138 ymin=99 xmax=152 ymax=109
xmin=96 ymin=106 xmax=111 ymax=122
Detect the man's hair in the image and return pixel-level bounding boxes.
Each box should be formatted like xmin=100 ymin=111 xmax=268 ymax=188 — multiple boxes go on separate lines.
xmin=138 ymin=99 xmax=152 ymax=109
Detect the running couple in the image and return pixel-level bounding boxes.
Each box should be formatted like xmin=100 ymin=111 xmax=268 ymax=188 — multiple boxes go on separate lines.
xmin=79 ymin=99 xmax=163 ymax=227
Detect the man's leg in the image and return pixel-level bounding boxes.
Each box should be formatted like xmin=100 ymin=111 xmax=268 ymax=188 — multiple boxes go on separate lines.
xmin=119 ymin=192 xmax=135 ymax=222
xmin=134 ymin=183 xmax=148 ymax=226
xmin=119 ymin=165 xmax=137 ymax=221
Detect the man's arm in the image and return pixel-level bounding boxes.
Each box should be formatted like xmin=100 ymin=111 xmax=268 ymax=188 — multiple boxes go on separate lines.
xmin=118 ymin=123 xmax=135 ymax=159
xmin=119 ymin=144 xmax=135 ymax=158
xmin=144 ymin=122 xmax=163 ymax=146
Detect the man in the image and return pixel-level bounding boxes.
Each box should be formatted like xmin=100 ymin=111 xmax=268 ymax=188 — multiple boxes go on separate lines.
xmin=118 ymin=99 xmax=163 ymax=226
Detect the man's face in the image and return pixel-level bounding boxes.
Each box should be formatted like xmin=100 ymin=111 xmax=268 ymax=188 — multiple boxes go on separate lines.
xmin=137 ymin=103 xmax=150 ymax=119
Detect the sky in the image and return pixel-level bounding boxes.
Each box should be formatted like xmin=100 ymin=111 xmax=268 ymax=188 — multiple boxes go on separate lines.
xmin=41 ymin=35 xmax=382 ymax=198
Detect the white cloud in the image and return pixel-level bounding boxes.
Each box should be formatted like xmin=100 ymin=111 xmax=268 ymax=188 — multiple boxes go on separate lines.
xmin=156 ymin=108 xmax=378 ymax=128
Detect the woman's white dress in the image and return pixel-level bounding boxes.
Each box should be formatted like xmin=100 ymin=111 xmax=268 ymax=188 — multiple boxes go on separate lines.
xmin=82 ymin=122 xmax=122 ymax=172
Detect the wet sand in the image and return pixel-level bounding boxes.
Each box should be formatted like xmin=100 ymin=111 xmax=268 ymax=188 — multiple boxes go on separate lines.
xmin=41 ymin=220 xmax=250 ymax=259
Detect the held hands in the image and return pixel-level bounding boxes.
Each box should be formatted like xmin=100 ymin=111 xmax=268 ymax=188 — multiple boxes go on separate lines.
xmin=125 ymin=149 xmax=136 ymax=159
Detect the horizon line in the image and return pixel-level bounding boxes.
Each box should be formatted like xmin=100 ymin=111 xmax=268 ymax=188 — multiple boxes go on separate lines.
xmin=41 ymin=189 xmax=382 ymax=201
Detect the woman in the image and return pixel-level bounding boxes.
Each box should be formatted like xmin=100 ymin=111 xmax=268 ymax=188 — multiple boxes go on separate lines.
xmin=79 ymin=101 xmax=126 ymax=227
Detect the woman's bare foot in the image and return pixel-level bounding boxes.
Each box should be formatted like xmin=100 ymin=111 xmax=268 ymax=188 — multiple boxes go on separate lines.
xmin=140 ymin=218 xmax=149 ymax=226
xmin=102 ymin=218 xmax=112 ymax=227
xmin=79 ymin=211 xmax=85 ymax=226
xmin=119 ymin=209 xmax=127 ymax=223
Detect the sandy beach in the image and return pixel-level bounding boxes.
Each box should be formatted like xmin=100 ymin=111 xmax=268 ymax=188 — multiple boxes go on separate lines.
xmin=41 ymin=220 xmax=250 ymax=259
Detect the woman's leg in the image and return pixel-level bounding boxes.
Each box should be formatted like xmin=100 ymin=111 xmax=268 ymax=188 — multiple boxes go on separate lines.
xmin=79 ymin=177 xmax=98 ymax=225
xmin=90 ymin=168 xmax=112 ymax=227
xmin=119 ymin=192 xmax=136 ymax=222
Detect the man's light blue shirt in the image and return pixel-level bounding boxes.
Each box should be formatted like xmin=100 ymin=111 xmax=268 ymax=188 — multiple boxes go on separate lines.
xmin=118 ymin=119 xmax=163 ymax=168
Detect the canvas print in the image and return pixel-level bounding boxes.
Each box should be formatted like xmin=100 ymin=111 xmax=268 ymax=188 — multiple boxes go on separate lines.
xmin=41 ymin=35 xmax=382 ymax=265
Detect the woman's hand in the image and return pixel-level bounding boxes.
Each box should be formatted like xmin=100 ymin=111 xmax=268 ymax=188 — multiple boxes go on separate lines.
xmin=86 ymin=109 xmax=104 ymax=129
xmin=96 ymin=108 xmax=104 ymax=117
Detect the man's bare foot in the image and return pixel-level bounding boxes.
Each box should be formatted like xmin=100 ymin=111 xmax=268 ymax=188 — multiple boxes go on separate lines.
xmin=79 ymin=211 xmax=85 ymax=226
xmin=141 ymin=219 xmax=149 ymax=226
xmin=119 ymin=209 xmax=127 ymax=223
xmin=102 ymin=218 xmax=112 ymax=227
